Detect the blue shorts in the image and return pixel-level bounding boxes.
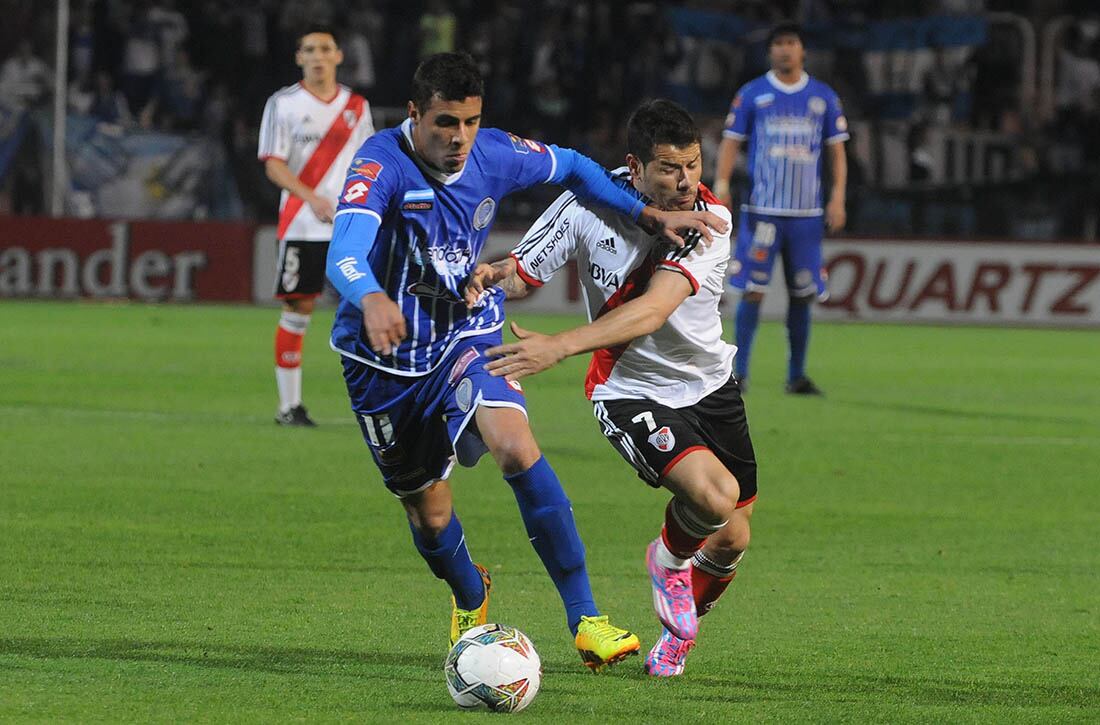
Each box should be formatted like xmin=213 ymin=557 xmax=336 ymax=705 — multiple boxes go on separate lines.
xmin=729 ymin=211 xmax=828 ymax=299
xmin=340 ymin=331 xmax=527 ymax=497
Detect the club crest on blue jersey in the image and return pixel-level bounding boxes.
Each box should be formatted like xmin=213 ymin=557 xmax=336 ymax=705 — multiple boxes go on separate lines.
xmin=456 ymin=378 xmax=474 ymax=412
xmin=473 ymin=197 xmax=496 ymax=230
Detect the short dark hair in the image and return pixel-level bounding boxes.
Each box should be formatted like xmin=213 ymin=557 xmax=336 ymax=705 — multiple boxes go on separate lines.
xmin=626 ymin=99 xmax=701 ymax=164
xmin=767 ymin=22 xmax=803 ymax=47
xmin=298 ymin=25 xmax=339 ymax=48
xmin=411 ymin=52 xmax=484 ymax=111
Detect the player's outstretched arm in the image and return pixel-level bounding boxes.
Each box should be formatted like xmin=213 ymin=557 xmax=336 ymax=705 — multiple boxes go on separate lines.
xmin=484 ymin=270 xmax=692 ymax=380
xmin=463 ymin=258 xmax=529 ymax=308
xmin=548 ymin=146 xmax=728 ymax=247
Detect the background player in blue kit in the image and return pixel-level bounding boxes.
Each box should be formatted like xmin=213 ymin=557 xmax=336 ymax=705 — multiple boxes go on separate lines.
xmin=713 ymin=23 xmax=849 ymax=395
xmin=324 ymin=52 xmax=726 ymax=670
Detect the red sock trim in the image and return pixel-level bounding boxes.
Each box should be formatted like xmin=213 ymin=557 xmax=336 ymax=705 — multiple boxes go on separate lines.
xmin=661 ymin=501 xmax=708 ymax=559
xmin=275 ymin=326 xmax=305 ymax=368
xmin=692 ymin=566 xmax=736 ymax=617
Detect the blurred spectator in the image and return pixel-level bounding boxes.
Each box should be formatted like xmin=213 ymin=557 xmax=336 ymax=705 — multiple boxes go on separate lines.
xmin=148 ymin=0 xmax=189 ymax=69
xmin=70 ymin=5 xmax=96 ymax=82
xmin=340 ymin=10 xmax=377 ymax=94
xmin=419 ymin=0 xmax=456 ymax=59
xmin=0 ymin=40 xmax=53 ymax=110
xmin=89 ymin=70 xmax=135 ymax=126
xmin=921 ymin=48 xmax=962 ymax=125
xmin=157 ymin=49 xmax=205 ymax=129
xmin=1055 ymin=26 xmax=1100 ymax=117
xmin=120 ymin=3 xmax=161 ymax=114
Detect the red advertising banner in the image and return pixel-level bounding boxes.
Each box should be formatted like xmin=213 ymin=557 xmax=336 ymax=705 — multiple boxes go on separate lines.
xmin=0 ymin=217 xmax=255 ymax=302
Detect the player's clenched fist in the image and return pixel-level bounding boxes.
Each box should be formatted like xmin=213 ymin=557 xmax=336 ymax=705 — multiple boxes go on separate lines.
xmin=360 ymin=292 xmax=406 ymax=355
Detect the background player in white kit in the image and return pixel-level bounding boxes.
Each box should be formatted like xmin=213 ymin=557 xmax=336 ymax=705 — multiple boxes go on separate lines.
xmin=258 ymin=26 xmax=375 ymax=426
xmin=468 ymin=100 xmax=757 ymax=677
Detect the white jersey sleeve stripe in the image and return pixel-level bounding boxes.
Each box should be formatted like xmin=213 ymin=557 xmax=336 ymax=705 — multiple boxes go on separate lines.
xmin=334 ymin=208 xmax=382 ymax=223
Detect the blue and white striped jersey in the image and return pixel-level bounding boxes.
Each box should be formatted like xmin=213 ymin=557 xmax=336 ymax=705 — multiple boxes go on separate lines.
xmin=724 ymin=71 xmax=848 ymax=217
xmin=328 ymin=119 xmax=644 ymax=376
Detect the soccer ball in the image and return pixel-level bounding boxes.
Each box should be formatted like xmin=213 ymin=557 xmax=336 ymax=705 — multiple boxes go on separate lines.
xmin=444 ymin=623 xmax=542 ymax=712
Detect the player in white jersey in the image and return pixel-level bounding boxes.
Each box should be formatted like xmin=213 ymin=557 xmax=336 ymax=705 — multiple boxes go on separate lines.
xmin=258 ymin=26 xmax=375 ymax=426
xmin=468 ymin=101 xmax=758 ymax=677
xmin=713 ymin=23 xmax=848 ymax=395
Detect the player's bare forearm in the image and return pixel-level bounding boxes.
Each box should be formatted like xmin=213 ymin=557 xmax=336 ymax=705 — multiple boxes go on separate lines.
xmin=464 ymin=258 xmax=529 ymax=308
xmin=555 ymin=271 xmax=689 ymax=355
xmin=826 ymin=142 xmax=847 ymax=232
xmin=828 ymin=142 xmax=847 ymax=204
xmin=556 ymin=300 xmax=665 ymax=357
xmin=493 ymin=259 xmax=530 ymax=300
xmin=484 ymin=271 xmax=689 ymax=380
xmin=264 ymin=158 xmax=316 ymax=202
xmin=714 ymin=138 xmax=740 ymax=203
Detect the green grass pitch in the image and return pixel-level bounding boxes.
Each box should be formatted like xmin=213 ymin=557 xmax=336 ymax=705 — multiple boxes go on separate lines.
xmin=1 ymin=300 xmax=1097 ymax=722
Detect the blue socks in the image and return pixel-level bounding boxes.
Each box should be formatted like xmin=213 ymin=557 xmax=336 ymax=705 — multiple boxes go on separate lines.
xmin=409 ymin=512 xmax=485 ymax=610
xmin=734 ymin=298 xmax=761 ymax=381
xmin=505 ymin=456 xmax=598 ymax=635
xmin=786 ymin=299 xmax=811 ymax=382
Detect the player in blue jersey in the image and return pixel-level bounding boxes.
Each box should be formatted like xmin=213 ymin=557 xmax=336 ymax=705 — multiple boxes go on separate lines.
xmin=713 ymin=23 xmax=849 ymax=395
xmin=323 ymin=52 xmax=726 ymax=670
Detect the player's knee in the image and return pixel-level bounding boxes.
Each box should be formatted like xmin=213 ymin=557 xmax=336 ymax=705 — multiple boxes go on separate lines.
xmin=702 ymin=473 xmax=740 ymax=523
xmin=411 ymin=509 xmax=451 ymax=540
xmin=710 ymin=516 xmax=751 ymax=559
xmin=488 ymin=433 xmax=541 ymax=475
xmin=286 ymin=297 xmax=315 ymax=315
xmin=743 ymin=291 xmax=765 ymax=303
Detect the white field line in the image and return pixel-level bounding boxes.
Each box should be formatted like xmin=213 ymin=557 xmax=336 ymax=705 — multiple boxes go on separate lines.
xmin=877 ymin=433 xmax=1096 ymax=447
xmin=0 ymin=403 xmax=357 ymax=426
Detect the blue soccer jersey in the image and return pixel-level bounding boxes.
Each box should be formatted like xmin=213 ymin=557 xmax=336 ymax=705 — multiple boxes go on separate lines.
xmin=326 ymin=119 xmax=645 ymax=376
xmin=723 ymin=71 xmax=848 ymax=217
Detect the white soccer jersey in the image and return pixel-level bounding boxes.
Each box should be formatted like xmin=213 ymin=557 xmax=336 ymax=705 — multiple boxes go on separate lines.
xmin=511 ymin=172 xmax=737 ymax=408
xmin=258 ymin=82 xmax=375 ymax=241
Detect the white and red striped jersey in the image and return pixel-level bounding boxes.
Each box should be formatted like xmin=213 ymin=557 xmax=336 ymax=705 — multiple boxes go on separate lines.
xmin=258 ymin=82 xmax=375 ymax=241
xmin=511 ymin=171 xmax=736 ymax=408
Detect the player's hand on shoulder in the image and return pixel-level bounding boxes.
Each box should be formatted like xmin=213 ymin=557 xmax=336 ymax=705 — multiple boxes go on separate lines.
xmin=309 ymin=194 xmax=336 ymax=224
xmin=463 ymin=263 xmax=497 ymax=309
xmin=638 ymin=206 xmax=729 ymax=248
xmin=484 ymin=321 xmax=563 ymax=381
xmin=360 ymin=292 xmax=406 ymax=356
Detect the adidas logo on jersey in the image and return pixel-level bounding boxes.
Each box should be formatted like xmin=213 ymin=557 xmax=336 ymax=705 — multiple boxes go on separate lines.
xmin=596 ymin=237 xmax=618 ymax=254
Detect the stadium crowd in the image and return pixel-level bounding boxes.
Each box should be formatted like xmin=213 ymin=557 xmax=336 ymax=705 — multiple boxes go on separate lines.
xmin=2 ymin=0 xmax=1100 ymax=238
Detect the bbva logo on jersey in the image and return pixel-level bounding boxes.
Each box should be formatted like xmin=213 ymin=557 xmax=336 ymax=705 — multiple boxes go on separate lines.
xmin=588 ymin=261 xmax=621 ymax=289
